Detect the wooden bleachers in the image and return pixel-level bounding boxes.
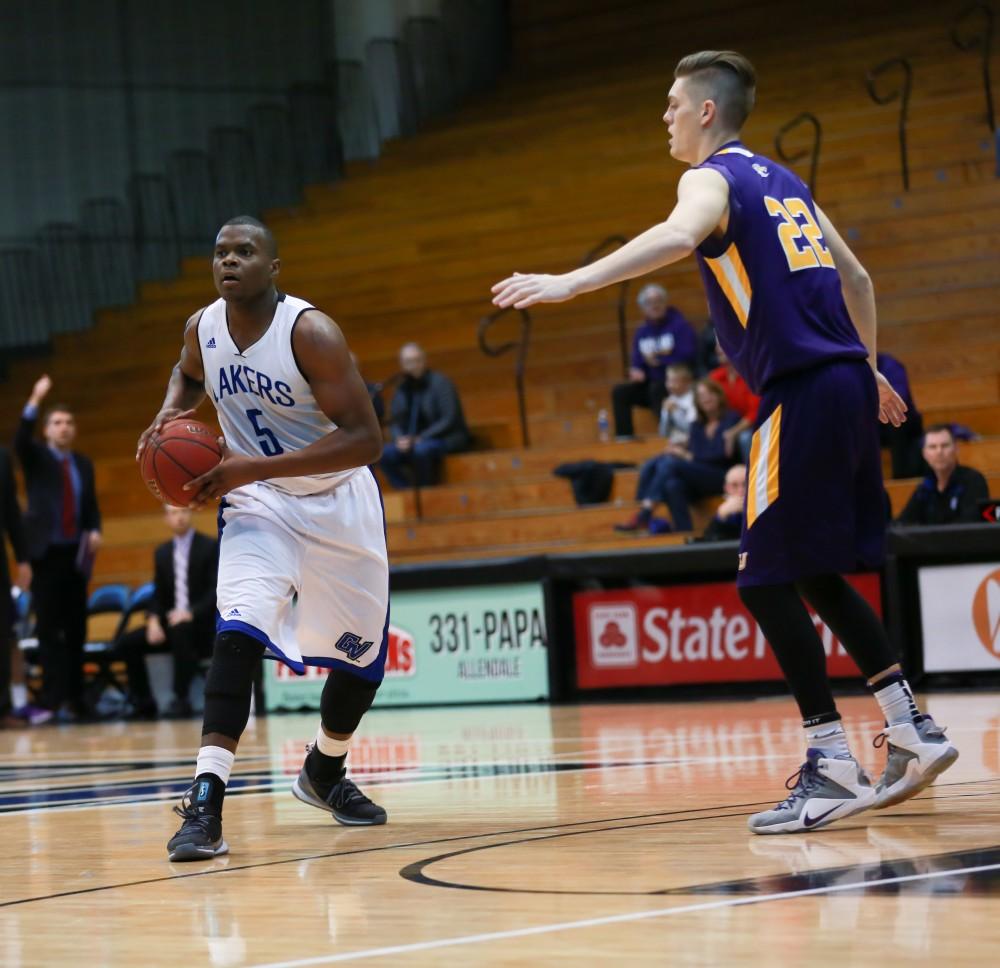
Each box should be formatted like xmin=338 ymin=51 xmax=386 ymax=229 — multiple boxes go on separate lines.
xmin=1 ymin=1 xmax=998 ymax=585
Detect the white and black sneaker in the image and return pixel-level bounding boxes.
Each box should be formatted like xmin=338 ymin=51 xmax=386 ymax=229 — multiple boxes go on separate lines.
xmin=166 ymin=784 xmax=228 ymax=861
xmin=748 ymin=750 xmax=875 ymax=835
xmin=872 ymin=715 xmax=959 ymax=809
xmin=292 ymin=756 xmax=387 ymax=826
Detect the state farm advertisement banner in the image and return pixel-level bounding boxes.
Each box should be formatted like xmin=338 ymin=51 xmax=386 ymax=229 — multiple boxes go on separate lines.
xmin=574 ymin=574 xmax=879 ymax=688
xmin=919 ymin=563 xmax=1000 ymax=672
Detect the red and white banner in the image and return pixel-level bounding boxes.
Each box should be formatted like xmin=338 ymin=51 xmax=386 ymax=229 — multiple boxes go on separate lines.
xmin=573 ymin=574 xmax=880 ymax=688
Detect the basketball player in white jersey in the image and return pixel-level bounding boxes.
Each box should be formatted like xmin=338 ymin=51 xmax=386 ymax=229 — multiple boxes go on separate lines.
xmin=137 ymin=216 xmax=390 ymax=861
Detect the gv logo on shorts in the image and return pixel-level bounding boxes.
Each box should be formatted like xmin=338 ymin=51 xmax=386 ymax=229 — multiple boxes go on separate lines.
xmin=335 ymin=631 xmax=375 ymax=661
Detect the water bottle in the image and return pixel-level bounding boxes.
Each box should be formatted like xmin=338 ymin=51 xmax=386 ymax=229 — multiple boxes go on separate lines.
xmin=597 ymin=408 xmax=610 ymax=442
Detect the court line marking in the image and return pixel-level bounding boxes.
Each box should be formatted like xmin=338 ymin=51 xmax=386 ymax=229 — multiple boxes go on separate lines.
xmin=1 ymin=779 xmax=996 ymax=909
xmin=248 ymin=861 xmax=1000 ymax=967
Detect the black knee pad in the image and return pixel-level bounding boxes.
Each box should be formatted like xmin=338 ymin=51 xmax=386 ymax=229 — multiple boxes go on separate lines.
xmin=320 ymin=668 xmax=379 ymax=735
xmin=201 ymin=631 xmax=265 ymax=741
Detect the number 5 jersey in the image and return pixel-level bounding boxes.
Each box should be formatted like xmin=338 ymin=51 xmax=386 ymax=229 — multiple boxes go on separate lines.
xmin=197 ymin=293 xmax=360 ymax=496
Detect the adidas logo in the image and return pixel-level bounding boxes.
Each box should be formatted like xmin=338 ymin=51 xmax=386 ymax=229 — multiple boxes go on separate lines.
xmin=205 ymin=337 xmax=217 ymax=349
xmin=226 ymin=607 xmax=241 ymax=617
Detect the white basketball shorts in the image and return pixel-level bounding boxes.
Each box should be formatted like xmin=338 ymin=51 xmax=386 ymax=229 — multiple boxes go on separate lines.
xmin=215 ymin=469 xmax=389 ymax=681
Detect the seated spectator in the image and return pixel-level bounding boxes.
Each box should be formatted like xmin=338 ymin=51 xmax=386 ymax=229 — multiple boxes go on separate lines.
xmin=709 ymin=341 xmax=759 ymax=464
xmin=895 ymin=424 xmax=989 ymax=525
xmin=118 ymin=505 xmax=218 ymax=719
xmin=380 ymin=342 xmax=471 ymax=489
xmin=698 ymin=464 xmax=747 ymax=542
xmin=611 ymin=284 xmax=697 ymax=438
xmin=616 ymin=379 xmax=739 ymax=533
xmin=658 ymin=363 xmax=698 ymax=443
xmin=877 ymin=351 xmax=924 ymax=478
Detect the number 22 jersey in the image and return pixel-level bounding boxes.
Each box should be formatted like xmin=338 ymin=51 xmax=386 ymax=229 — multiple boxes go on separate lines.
xmin=694 ymin=142 xmax=868 ymax=394
xmin=197 ymin=292 xmax=358 ymax=496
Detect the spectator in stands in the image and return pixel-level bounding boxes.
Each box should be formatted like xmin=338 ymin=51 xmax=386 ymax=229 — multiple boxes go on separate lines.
xmin=877 ymin=351 xmax=924 ymax=478
xmin=0 ymin=445 xmax=31 ymax=729
xmin=896 ymin=424 xmax=989 ymax=525
xmin=616 ymin=378 xmax=740 ymax=533
xmin=611 ymin=284 xmax=697 ymax=438
xmin=709 ymin=340 xmax=759 ymax=463
xmin=120 ymin=505 xmax=218 ymax=719
xmin=351 ymin=353 xmax=385 ymax=425
xmin=697 ymin=464 xmax=747 ymax=542
xmin=658 ymin=363 xmax=698 ymax=443
xmin=14 ymin=375 xmax=101 ymax=723
xmin=380 ymin=342 xmax=471 ymax=489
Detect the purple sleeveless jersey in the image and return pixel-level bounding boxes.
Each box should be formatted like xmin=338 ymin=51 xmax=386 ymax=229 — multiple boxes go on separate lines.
xmin=694 ymin=142 xmax=868 ymax=394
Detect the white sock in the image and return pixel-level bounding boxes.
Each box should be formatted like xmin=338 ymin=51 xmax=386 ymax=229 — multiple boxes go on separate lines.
xmin=804 ymin=720 xmax=852 ymax=759
xmin=316 ymin=729 xmax=350 ymax=758
xmin=873 ymin=678 xmax=920 ymax=726
xmin=195 ymin=745 xmax=235 ymax=785
xmin=10 ymin=684 xmax=27 ymax=709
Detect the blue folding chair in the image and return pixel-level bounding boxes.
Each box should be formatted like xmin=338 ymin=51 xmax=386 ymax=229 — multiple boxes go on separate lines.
xmin=83 ymin=583 xmax=131 ymax=714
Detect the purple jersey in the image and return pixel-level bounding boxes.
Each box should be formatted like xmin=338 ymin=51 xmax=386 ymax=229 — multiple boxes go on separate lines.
xmin=694 ymin=142 xmax=867 ymax=394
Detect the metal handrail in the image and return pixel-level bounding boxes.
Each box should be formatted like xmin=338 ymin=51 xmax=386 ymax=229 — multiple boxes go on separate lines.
xmin=478 ymin=306 xmax=532 ymax=448
xmin=866 ymin=58 xmax=913 ymax=192
xmin=774 ymin=112 xmax=823 ymax=198
xmin=951 ymin=2 xmax=996 ymax=133
xmin=581 ymin=235 xmax=630 ymax=377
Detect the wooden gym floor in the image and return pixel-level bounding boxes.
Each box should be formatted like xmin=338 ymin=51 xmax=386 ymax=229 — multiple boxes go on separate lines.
xmin=0 ymin=692 xmax=997 ymax=966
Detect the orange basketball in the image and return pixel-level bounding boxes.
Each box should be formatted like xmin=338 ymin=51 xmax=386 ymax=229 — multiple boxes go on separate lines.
xmin=140 ymin=418 xmax=223 ymax=507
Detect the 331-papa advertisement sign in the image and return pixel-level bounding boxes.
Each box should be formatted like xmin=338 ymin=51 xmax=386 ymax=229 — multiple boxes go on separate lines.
xmin=264 ymin=582 xmax=549 ymax=710
xmin=573 ymin=574 xmax=879 ymax=688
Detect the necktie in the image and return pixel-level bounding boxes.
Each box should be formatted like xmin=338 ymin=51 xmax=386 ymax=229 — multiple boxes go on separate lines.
xmin=60 ymin=456 xmax=75 ymax=539
xmin=174 ymin=540 xmax=189 ymax=612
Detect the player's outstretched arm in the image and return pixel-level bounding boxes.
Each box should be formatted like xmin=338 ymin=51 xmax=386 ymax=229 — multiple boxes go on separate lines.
xmin=136 ymin=312 xmax=207 ymax=460
xmin=815 ymin=205 xmax=906 ymax=427
xmin=491 ymin=168 xmax=729 ymax=309
xmin=184 ymin=312 xmax=382 ymax=505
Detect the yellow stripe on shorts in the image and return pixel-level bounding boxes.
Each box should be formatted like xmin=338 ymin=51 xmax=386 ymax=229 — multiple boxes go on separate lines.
xmin=746 ymin=404 xmax=782 ymax=529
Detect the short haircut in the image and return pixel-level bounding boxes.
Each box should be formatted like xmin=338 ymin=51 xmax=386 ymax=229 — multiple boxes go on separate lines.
xmin=44 ymin=403 xmax=74 ymax=422
xmin=219 ymin=215 xmax=277 ymax=258
xmin=637 ymin=283 xmax=668 ymax=306
xmin=694 ymin=377 xmax=728 ymax=423
xmin=666 ymin=362 xmax=694 ymax=379
xmin=923 ymin=423 xmax=955 ymax=443
xmin=674 ymin=50 xmax=757 ymax=132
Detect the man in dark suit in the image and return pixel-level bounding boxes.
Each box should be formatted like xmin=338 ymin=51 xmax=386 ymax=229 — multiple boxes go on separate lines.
xmin=15 ymin=375 xmax=101 ymax=721
xmin=146 ymin=504 xmax=218 ymax=718
xmin=0 ymin=445 xmax=32 ymax=728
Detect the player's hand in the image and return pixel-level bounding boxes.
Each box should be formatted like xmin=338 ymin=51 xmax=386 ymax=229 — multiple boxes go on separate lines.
xmin=491 ymin=272 xmax=578 ymax=309
xmin=29 ymin=374 xmax=52 ymax=406
xmin=184 ymin=438 xmax=260 ymax=507
xmin=136 ymin=408 xmax=197 ymax=462
xmin=874 ymin=371 xmax=907 ymax=427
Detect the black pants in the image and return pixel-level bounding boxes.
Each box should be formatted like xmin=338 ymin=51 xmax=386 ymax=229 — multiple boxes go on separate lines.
xmin=31 ymin=544 xmax=88 ymax=712
xmin=611 ymin=379 xmax=666 ymax=437
xmin=118 ymin=621 xmax=211 ymax=705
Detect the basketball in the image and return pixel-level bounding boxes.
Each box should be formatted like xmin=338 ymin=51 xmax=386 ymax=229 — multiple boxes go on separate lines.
xmin=140 ymin=418 xmax=223 ymax=506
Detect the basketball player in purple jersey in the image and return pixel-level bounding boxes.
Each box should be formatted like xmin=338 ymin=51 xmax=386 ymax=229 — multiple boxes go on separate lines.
xmin=493 ymin=51 xmax=958 ymax=833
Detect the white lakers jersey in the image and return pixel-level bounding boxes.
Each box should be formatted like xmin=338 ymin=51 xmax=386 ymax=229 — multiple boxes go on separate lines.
xmin=198 ymin=293 xmax=358 ymax=496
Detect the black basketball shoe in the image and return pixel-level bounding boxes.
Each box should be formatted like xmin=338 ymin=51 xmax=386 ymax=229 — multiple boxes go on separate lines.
xmin=292 ymin=754 xmax=387 ymax=826
xmin=166 ymin=782 xmax=229 ymax=861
